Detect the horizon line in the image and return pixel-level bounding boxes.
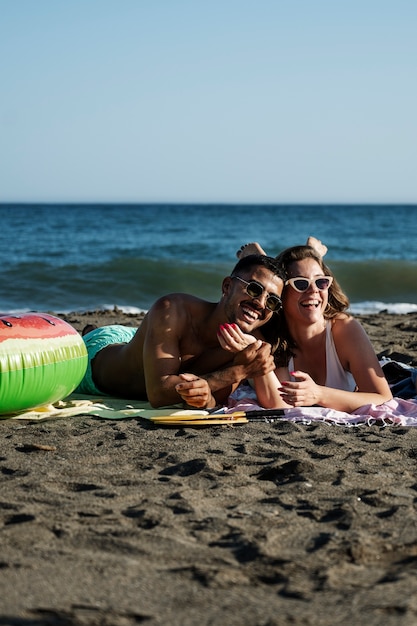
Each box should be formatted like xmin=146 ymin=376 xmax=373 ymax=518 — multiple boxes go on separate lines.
xmin=1 ymin=201 xmax=417 ymax=207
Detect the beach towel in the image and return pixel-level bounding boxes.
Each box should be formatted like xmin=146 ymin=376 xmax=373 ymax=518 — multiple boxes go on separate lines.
xmin=3 ymin=389 xmax=417 ymax=427
xmin=224 ymin=379 xmax=417 ymax=427
xmin=6 ymin=394 xmax=209 ymax=422
xmin=4 ymin=359 xmax=417 ymax=427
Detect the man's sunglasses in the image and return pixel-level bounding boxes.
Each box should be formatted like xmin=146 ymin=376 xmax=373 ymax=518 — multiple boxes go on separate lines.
xmin=231 ymin=275 xmax=282 ymax=312
xmin=285 ymin=276 xmax=333 ymax=293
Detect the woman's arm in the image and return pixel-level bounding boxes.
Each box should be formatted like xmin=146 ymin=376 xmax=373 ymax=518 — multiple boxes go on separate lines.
xmin=217 ymin=324 xmax=292 ymax=409
xmin=280 ymin=318 xmax=393 ymax=412
xmin=252 ymin=365 xmax=293 ymax=409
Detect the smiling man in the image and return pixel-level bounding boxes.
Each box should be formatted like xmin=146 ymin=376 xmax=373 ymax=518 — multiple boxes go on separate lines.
xmin=76 ymin=254 xmax=285 ymax=409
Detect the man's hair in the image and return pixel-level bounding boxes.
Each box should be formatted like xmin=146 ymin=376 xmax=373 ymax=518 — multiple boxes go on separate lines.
xmin=230 ymin=254 xmax=286 ymax=282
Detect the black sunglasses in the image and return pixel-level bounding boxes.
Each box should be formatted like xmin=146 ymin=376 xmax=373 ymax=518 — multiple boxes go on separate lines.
xmin=231 ymin=275 xmax=282 ymax=312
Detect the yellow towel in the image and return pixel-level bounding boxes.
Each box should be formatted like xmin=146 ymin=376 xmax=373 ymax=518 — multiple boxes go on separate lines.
xmin=6 ymin=393 xmax=208 ymax=422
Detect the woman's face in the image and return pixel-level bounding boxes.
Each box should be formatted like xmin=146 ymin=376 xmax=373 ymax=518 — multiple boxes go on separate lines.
xmin=283 ymin=257 xmax=329 ymax=324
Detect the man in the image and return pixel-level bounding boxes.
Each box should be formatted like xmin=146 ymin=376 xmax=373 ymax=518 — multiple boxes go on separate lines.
xmin=76 ymin=254 xmax=285 ymax=409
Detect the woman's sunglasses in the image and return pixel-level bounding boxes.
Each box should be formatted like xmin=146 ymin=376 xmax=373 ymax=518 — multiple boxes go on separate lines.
xmin=285 ymin=276 xmax=333 ymax=293
xmin=231 ymin=275 xmax=282 ymax=312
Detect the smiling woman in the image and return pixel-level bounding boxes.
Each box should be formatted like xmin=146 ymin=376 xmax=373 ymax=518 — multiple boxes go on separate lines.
xmin=231 ymin=242 xmax=393 ymax=414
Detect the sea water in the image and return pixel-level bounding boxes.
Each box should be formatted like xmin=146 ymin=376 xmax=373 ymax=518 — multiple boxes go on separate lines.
xmin=1 ymin=203 xmax=416 ymax=315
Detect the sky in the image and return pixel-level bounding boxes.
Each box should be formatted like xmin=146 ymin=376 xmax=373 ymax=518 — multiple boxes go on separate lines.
xmin=1 ymin=0 xmax=416 ymax=204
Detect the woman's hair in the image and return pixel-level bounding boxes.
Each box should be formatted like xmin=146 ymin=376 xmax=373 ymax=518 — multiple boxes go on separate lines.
xmin=264 ymin=245 xmax=350 ymax=366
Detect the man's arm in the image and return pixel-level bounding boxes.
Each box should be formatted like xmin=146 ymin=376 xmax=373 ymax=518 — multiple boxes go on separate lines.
xmin=142 ymin=295 xmax=194 ymax=407
xmin=142 ymin=295 xmax=276 ymax=409
xmin=176 ymin=341 xmax=276 ymax=408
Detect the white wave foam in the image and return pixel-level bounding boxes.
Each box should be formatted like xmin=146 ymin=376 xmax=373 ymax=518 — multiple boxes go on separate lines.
xmin=349 ymin=302 xmax=417 ymax=315
xmin=100 ymin=304 xmax=148 ymax=315
xmin=4 ymin=302 xmax=417 ymax=318
xmin=1 ymin=305 xmax=149 ymax=316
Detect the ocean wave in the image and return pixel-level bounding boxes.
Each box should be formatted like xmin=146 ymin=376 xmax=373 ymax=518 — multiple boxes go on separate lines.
xmin=106 ymin=301 xmax=417 ymax=316
xmin=5 ymin=301 xmax=417 ymax=319
xmin=349 ymin=302 xmax=417 ymax=315
xmin=2 ymin=255 xmax=417 ymax=313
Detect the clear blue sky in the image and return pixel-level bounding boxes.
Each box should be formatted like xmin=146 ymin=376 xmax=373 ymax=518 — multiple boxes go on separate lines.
xmin=1 ymin=0 xmax=416 ymax=203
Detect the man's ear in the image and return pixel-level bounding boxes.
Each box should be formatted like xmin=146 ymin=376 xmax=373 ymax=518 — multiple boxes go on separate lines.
xmin=222 ymin=276 xmax=233 ymax=296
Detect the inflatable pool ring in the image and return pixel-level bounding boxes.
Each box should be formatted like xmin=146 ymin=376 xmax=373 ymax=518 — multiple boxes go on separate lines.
xmin=0 ymin=313 xmax=88 ymax=415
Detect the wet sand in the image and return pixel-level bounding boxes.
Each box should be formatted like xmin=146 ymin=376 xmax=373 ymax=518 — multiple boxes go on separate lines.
xmin=1 ymin=311 xmax=417 ymax=625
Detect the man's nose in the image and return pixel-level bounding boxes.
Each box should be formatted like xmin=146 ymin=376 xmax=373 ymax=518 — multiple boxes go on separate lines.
xmin=253 ymin=290 xmax=268 ymax=308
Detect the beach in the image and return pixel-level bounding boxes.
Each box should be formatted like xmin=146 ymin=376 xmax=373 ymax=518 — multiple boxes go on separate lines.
xmin=1 ymin=310 xmax=417 ymax=625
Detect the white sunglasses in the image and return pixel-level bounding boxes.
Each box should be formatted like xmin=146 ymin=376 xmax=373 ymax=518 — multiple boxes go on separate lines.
xmin=285 ymin=276 xmax=333 ymax=293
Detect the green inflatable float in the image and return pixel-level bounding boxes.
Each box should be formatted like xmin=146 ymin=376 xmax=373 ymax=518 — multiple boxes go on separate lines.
xmin=0 ymin=313 xmax=87 ymax=415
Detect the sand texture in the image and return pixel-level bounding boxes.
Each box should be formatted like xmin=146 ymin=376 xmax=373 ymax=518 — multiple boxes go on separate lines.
xmin=1 ymin=310 xmax=417 ymax=625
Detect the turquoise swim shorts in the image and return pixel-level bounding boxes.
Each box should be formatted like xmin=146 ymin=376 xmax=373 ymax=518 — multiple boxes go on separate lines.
xmin=75 ymin=325 xmax=138 ymax=395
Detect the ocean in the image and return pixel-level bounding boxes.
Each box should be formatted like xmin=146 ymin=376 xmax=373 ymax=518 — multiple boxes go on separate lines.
xmin=1 ymin=204 xmax=417 ymax=315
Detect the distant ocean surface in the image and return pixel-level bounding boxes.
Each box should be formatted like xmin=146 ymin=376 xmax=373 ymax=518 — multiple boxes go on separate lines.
xmin=1 ymin=204 xmax=417 ymax=316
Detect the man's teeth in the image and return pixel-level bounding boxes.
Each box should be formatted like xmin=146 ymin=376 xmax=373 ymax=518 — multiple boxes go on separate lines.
xmin=242 ymin=305 xmax=258 ymax=320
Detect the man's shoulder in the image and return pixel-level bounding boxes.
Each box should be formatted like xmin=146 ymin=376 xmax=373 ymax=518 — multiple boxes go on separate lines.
xmin=150 ymin=293 xmax=213 ymax=315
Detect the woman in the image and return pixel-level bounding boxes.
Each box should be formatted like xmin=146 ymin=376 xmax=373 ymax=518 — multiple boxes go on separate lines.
xmin=218 ymin=241 xmax=392 ymax=413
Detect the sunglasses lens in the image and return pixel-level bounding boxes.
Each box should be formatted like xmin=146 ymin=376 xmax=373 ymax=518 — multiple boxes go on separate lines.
xmin=246 ymin=282 xmax=263 ymax=298
xmin=315 ymin=278 xmax=331 ymax=290
xmin=266 ymin=296 xmax=282 ymax=312
xmin=234 ymin=277 xmax=281 ymax=312
xmin=293 ymin=279 xmax=310 ymax=292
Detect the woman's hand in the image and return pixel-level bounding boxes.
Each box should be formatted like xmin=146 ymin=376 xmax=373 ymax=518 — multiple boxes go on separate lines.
xmin=217 ymin=323 xmax=257 ymax=353
xmin=175 ymin=373 xmax=216 ymax=409
xmin=306 ymin=237 xmax=327 ymax=257
xmin=280 ymin=371 xmax=322 ymax=407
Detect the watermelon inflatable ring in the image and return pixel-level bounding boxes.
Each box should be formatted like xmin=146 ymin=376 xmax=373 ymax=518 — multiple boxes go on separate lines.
xmin=0 ymin=313 xmax=88 ymax=416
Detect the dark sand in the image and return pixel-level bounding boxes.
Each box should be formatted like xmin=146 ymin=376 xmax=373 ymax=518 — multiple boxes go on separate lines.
xmin=1 ymin=310 xmax=417 ymax=626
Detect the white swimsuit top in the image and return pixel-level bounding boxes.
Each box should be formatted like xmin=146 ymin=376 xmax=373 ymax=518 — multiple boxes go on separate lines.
xmin=288 ymin=323 xmax=357 ymax=392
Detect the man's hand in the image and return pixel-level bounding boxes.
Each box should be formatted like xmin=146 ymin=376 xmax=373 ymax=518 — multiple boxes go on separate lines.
xmin=232 ymin=341 xmax=275 ymax=378
xmin=175 ymin=373 xmax=216 ymax=409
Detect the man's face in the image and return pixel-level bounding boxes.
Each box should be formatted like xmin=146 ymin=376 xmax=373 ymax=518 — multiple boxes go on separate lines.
xmin=222 ymin=267 xmax=284 ymax=332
